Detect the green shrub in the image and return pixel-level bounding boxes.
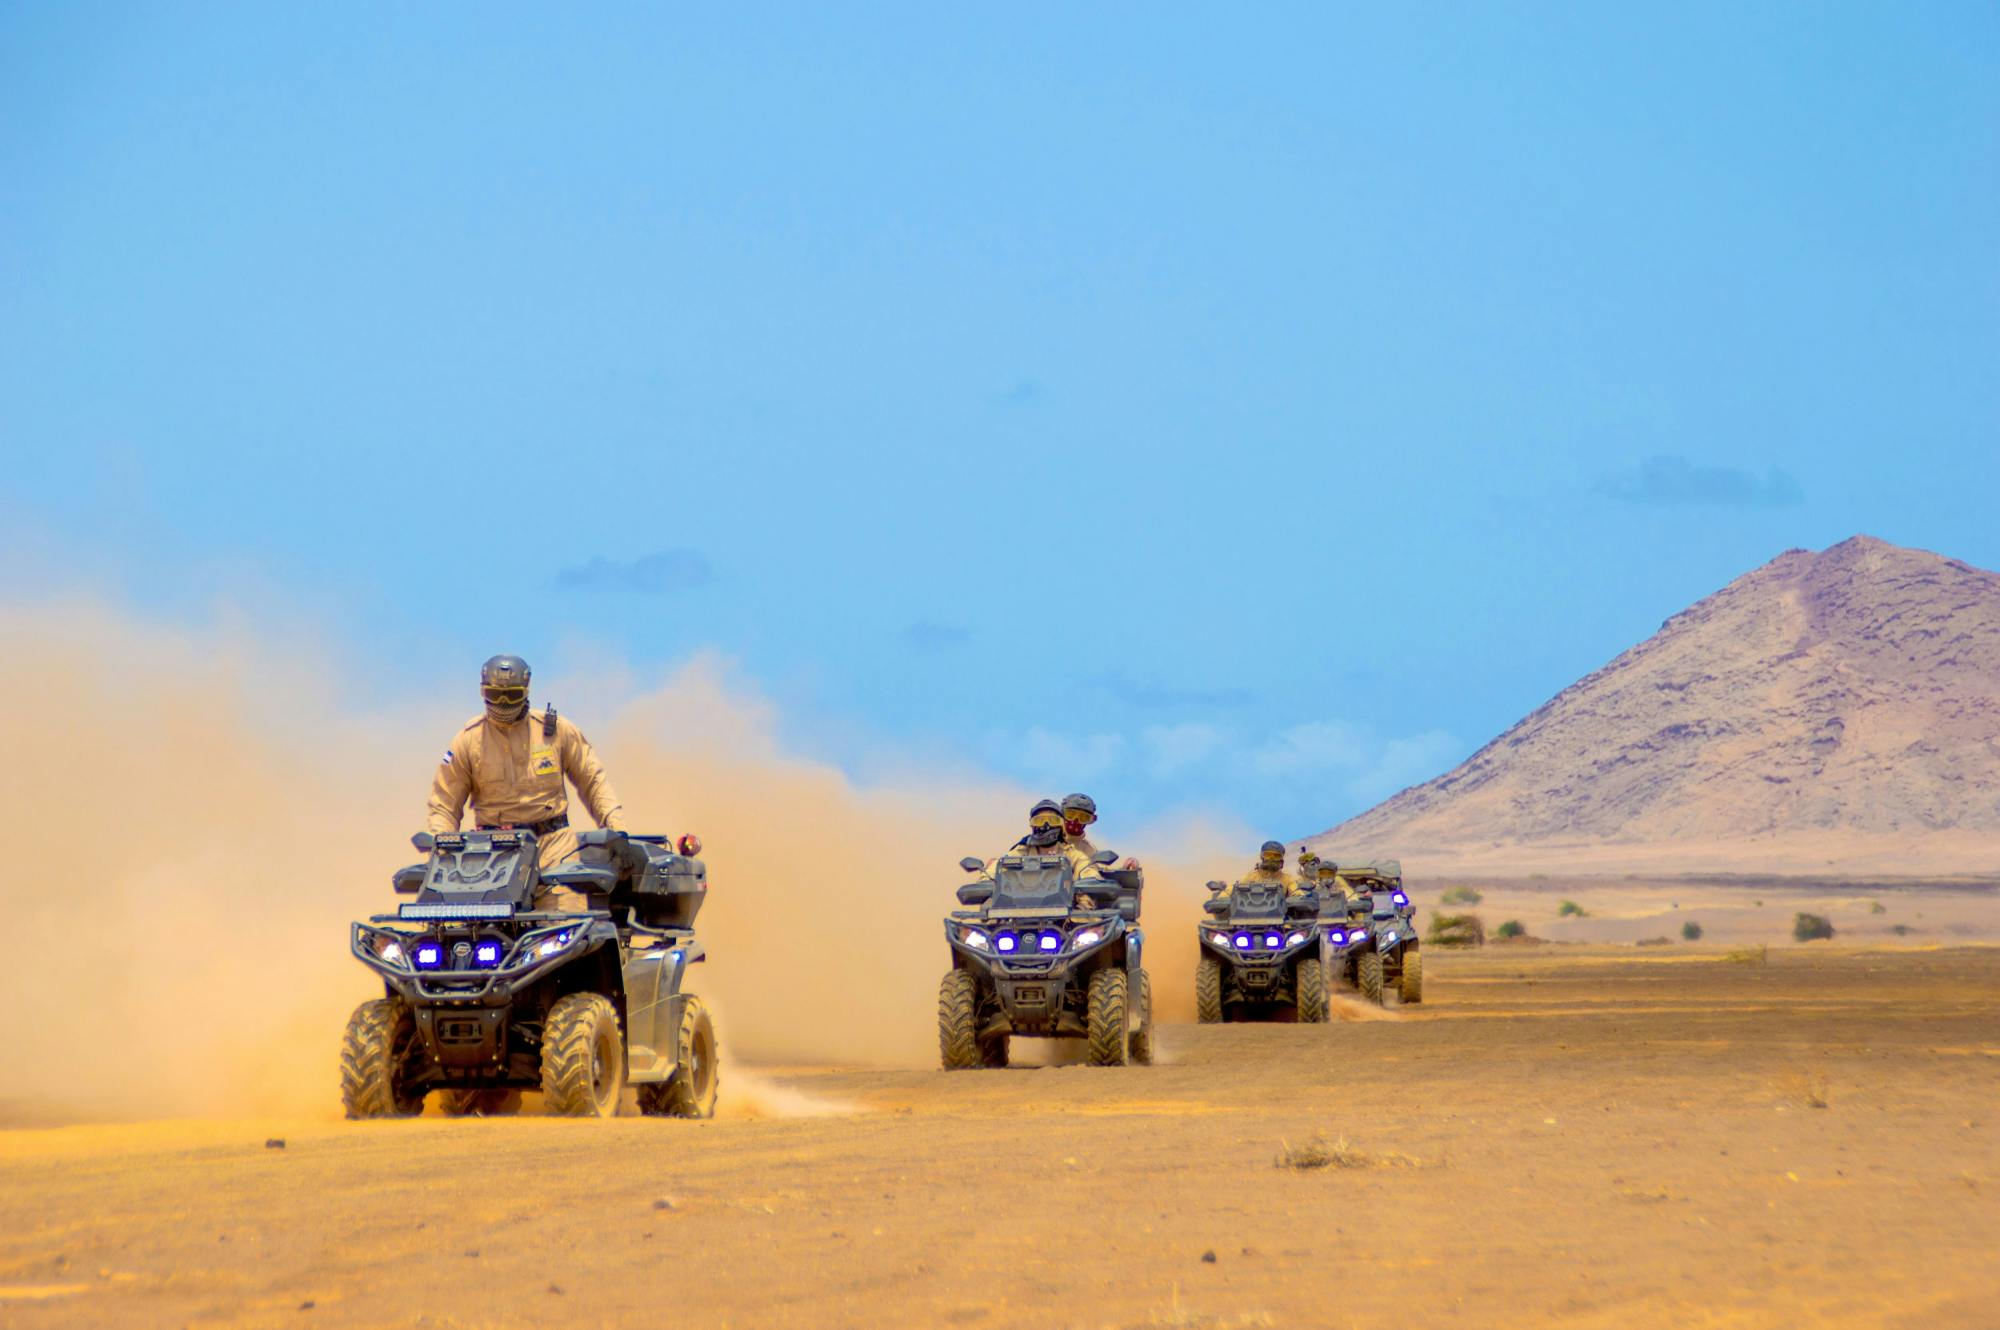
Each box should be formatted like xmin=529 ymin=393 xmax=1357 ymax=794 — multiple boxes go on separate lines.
xmin=1495 ymin=920 xmax=1526 ymax=938
xmin=1427 ymin=913 xmax=1486 ymax=948
xmin=1439 ymin=886 xmax=1483 ymax=905
xmin=1557 ymin=900 xmax=1588 ymax=918
xmin=1681 ymin=920 xmax=1703 ymax=941
xmin=1869 ymin=900 xmax=1886 ymax=915
xmin=1793 ymin=912 xmax=1835 ymax=943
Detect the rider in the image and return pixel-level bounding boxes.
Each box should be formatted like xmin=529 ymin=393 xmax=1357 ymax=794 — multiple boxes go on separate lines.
xmin=1296 ymin=846 xmax=1321 ymax=883
xmin=426 ymin=654 xmax=629 ymax=910
xmin=1000 ymin=799 xmax=1106 ymax=891
xmin=1242 ymin=840 xmax=1305 ymax=896
xmin=1059 ymin=792 xmax=1100 ymax=858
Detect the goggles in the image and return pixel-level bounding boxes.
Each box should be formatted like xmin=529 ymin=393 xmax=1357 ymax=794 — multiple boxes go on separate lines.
xmin=1030 ymin=812 xmax=1066 ymax=831
xmin=1061 ymin=809 xmax=1096 ymax=825
xmin=482 ymin=686 xmax=528 ymax=707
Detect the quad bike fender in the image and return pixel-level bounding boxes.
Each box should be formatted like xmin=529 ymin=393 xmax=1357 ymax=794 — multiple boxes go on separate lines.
xmin=622 ymin=946 xmax=692 ymax=1077
xmin=626 ymin=990 xmax=691 ymax=1085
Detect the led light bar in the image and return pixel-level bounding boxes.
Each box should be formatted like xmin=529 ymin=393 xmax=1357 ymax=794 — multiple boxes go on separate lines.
xmin=399 ymin=902 xmax=515 ymax=920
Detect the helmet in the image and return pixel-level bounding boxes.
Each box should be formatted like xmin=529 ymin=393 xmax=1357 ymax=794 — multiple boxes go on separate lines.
xmin=1061 ymin=792 xmax=1097 ymax=834
xmin=1027 ymin=799 xmax=1065 ymax=849
xmin=1316 ymin=861 xmax=1340 ymax=879
xmin=1258 ymin=840 xmax=1285 ymax=869
xmin=1298 ymin=847 xmax=1320 ymax=869
xmin=480 ymin=654 xmax=531 ymax=722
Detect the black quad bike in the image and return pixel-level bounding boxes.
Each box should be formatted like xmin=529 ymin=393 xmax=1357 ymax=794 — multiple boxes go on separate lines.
xmin=1333 ymin=861 xmax=1422 ymax=1006
xmin=342 ymin=828 xmax=720 ymax=1119
xmin=1194 ymin=879 xmax=1330 ymax=1023
xmin=939 ymin=850 xmax=1152 ymax=1068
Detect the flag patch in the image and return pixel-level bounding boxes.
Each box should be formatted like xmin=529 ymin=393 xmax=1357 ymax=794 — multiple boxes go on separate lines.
xmin=442 ymin=750 xmax=455 ymax=765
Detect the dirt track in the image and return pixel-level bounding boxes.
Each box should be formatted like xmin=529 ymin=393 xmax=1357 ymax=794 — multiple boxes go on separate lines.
xmin=4 ymin=946 xmax=1996 ymax=1329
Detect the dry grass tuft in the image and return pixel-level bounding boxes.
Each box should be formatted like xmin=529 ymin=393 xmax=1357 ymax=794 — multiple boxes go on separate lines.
xmin=1142 ymin=1286 xmax=1274 ymax=1329
xmin=1275 ymin=1133 xmax=1440 ymax=1172
xmin=1777 ymin=1066 xmax=1830 ymax=1109
xmin=1723 ymin=944 xmax=1768 ymax=966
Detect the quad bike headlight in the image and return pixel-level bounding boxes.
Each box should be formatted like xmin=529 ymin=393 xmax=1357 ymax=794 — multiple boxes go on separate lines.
xmin=1392 ymin=892 xmax=1408 ymax=907
xmin=471 ymin=939 xmax=504 ymax=968
xmin=1287 ymin=931 xmax=1308 ymax=947
xmin=412 ymin=940 xmax=446 ymax=970
xmin=958 ymin=927 xmax=990 ymax=950
xmin=1070 ymin=927 xmax=1104 ymax=950
xmin=1037 ymin=930 xmax=1062 ymax=953
xmin=995 ymin=931 xmax=1019 ymax=954
xmin=1263 ymin=933 xmax=1284 ymax=950
xmin=522 ymin=928 xmax=578 ymax=962
xmin=1233 ymin=933 xmax=1253 ymax=950
xmin=1327 ymin=930 xmax=1346 ymax=945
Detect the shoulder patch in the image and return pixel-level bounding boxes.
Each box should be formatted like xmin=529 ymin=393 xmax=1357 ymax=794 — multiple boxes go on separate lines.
xmin=442 ymin=750 xmax=454 ymax=765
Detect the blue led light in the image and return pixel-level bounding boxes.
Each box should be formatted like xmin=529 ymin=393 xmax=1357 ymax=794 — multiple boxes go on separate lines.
xmin=1038 ymin=931 xmax=1061 ymax=953
xmin=472 ymin=940 xmax=503 ymax=968
xmin=996 ymin=932 xmax=1018 ymax=953
xmin=1264 ymin=933 xmax=1283 ymax=949
xmin=1328 ymin=931 xmax=1345 ymax=944
xmin=1393 ymin=892 xmax=1408 ymax=906
xmin=1234 ymin=933 xmax=1253 ymax=950
xmin=413 ymin=942 xmax=444 ymax=970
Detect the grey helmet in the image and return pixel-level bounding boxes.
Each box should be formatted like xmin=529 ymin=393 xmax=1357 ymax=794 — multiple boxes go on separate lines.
xmin=1027 ymin=799 xmax=1066 ymax=850
xmin=1060 ymin=792 xmax=1097 ymax=833
xmin=480 ymin=654 xmax=531 ymax=723
xmin=1258 ymin=839 xmax=1285 ymax=869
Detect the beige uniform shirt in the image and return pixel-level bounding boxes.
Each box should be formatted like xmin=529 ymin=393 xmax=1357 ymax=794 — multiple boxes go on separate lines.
xmin=989 ymin=840 xmax=1105 ymax=883
xmin=1241 ymin=865 xmax=1305 ymax=897
xmin=427 ymin=709 xmax=625 ymax=839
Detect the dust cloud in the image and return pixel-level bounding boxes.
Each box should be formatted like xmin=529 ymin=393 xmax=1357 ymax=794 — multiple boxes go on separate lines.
xmin=0 ymin=600 xmax=1248 ymax=1124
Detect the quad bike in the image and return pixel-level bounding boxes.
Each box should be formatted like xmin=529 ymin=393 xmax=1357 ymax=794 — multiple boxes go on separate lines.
xmin=939 ymin=849 xmax=1152 ymax=1068
xmin=1331 ymin=860 xmax=1422 ymax=1005
xmin=342 ymin=828 xmax=720 ymax=1118
xmin=1194 ymin=879 xmax=1330 ymax=1023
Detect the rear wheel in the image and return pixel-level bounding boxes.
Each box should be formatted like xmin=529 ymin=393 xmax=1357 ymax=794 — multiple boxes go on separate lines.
xmin=1128 ymin=969 xmax=1155 ymax=1065
xmin=540 ymin=993 xmax=625 ymax=1117
xmin=1086 ymin=968 xmax=1130 ymax=1066
xmin=1295 ymin=957 xmax=1327 ymax=1023
xmin=340 ymin=999 xmax=425 ymax=1119
xmin=1195 ymin=956 xmax=1223 ymax=1024
xmin=938 ymin=970 xmax=980 ymax=1070
xmin=1357 ymin=951 xmax=1384 ymax=1005
xmin=639 ymin=995 xmax=719 ymax=1117
xmin=1399 ymin=947 xmax=1424 ymax=1004
xmin=439 ymin=1088 xmax=521 ymax=1117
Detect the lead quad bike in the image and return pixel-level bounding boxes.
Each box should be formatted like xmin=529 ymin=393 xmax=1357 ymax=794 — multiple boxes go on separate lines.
xmin=939 ymin=850 xmax=1153 ymax=1068
xmin=1194 ymin=879 xmax=1331 ymax=1023
xmin=1332 ymin=859 xmax=1422 ymax=1005
xmin=342 ymin=828 xmax=720 ymax=1118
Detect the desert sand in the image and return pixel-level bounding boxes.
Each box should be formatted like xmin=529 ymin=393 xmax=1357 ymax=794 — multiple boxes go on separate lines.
xmin=4 ymin=943 xmax=1995 ymax=1330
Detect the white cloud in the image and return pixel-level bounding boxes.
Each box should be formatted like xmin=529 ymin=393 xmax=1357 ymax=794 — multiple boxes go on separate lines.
xmin=1139 ymin=722 xmax=1231 ymax=776
xmin=1246 ymin=720 xmax=1369 ymax=777
xmin=1342 ymin=729 xmax=1461 ymax=804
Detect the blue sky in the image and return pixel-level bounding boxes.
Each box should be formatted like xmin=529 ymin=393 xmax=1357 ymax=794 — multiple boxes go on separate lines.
xmin=4 ymin=4 xmax=1996 ymax=836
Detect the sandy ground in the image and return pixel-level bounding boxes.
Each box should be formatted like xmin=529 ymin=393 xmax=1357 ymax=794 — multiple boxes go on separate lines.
xmin=3 ymin=945 xmax=1997 ymax=1330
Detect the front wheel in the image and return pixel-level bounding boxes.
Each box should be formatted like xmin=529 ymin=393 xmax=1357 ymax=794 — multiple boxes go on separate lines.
xmin=639 ymin=996 xmax=719 ymax=1117
xmin=340 ymin=999 xmax=425 ymax=1119
xmin=1128 ymin=969 xmax=1155 ymax=1065
xmin=938 ymin=969 xmax=980 ymax=1070
xmin=1357 ymin=950 xmax=1385 ymax=1006
xmin=541 ymin=993 xmax=625 ymax=1117
xmin=1086 ymin=968 xmax=1130 ymax=1066
xmin=1399 ymin=947 xmax=1424 ymax=1004
xmin=1195 ymin=956 xmax=1223 ymax=1024
xmin=1295 ymin=957 xmax=1327 ymax=1023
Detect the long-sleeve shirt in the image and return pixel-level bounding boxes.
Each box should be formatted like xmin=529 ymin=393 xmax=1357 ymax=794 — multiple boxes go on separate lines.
xmin=426 ymin=708 xmax=625 ymax=835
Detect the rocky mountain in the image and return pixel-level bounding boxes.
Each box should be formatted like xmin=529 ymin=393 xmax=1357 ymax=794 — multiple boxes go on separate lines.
xmin=1312 ymin=536 xmax=2000 ymax=875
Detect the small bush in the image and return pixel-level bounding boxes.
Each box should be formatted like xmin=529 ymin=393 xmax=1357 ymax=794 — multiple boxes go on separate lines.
xmin=1427 ymin=913 xmax=1486 ymax=948
xmin=1681 ymin=920 xmax=1703 ymax=941
xmin=1439 ymin=886 xmax=1483 ymax=905
xmin=1793 ymin=912 xmax=1835 ymax=943
xmin=1636 ymin=936 xmax=1672 ymax=947
xmin=1723 ymin=945 xmax=1767 ymax=966
xmin=1869 ymin=900 xmax=1886 ymax=915
xmin=1495 ymin=920 xmax=1526 ymax=938
xmin=1888 ymin=923 xmax=1914 ymax=936
xmin=1557 ymin=900 xmax=1588 ymax=918
xmin=1275 ymin=1133 xmax=1439 ymax=1171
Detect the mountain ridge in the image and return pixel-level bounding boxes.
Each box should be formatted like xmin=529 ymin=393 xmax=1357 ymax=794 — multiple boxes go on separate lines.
xmin=1310 ymin=536 xmax=2000 ymax=875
